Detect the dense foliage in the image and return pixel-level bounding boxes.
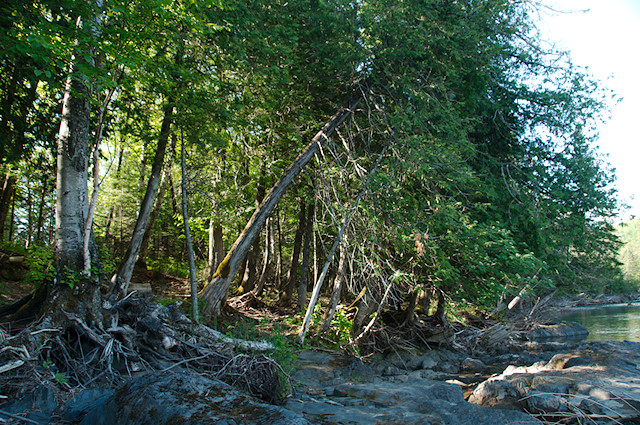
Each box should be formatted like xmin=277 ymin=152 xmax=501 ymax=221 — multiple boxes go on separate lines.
xmin=617 ymin=217 xmax=640 ymax=286
xmin=0 ymin=0 xmax=629 ymax=337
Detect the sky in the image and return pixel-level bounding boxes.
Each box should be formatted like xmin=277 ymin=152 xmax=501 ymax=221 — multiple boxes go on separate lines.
xmin=536 ymin=0 xmax=640 ymax=222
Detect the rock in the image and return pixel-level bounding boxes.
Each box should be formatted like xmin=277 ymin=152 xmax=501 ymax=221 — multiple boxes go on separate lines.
xmin=525 ymin=391 xmax=567 ymax=413
xmin=470 ymin=341 xmax=640 ymax=424
xmin=460 ymin=357 xmax=486 ymax=374
xmin=63 ymin=370 xmax=309 ymax=425
xmin=289 ymin=349 xmax=541 ymax=425
xmin=0 ymin=384 xmax=57 ymax=425
xmin=527 ymin=321 xmax=589 ymax=341
xmin=415 ymin=353 xmax=439 ymax=370
xmin=64 ymin=388 xmax=116 ymax=423
xmin=383 ymin=365 xmax=402 ymax=376
xmin=288 ymin=379 xmax=541 ymax=424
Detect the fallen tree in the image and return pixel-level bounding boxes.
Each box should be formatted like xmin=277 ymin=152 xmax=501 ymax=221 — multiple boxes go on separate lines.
xmin=199 ymin=87 xmax=367 ymax=317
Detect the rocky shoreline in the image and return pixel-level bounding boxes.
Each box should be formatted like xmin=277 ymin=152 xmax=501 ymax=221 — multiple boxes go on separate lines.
xmin=6 ymin=332 xmax=640 ymax=424
xmin=3 ymin=296 xmax=640 ymax=424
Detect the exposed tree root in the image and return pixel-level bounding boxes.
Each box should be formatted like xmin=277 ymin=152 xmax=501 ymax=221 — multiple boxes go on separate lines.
xmin=0 ymin=295 xmax=290 ymax=408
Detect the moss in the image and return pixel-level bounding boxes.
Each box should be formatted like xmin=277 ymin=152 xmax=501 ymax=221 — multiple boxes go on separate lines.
xmin=216 ymin=256 xmax=231 ymax=279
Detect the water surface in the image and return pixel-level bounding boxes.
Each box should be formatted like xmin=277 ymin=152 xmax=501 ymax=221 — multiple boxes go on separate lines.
xmin=558 ymin=302 xmax=640 ymax=342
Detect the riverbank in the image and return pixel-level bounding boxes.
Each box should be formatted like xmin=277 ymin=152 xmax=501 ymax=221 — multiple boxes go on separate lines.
xmin=5 ymin=324 xmax=638 ymax=425
xmin=3 ymin=292 xmax=640 ymax=424
xmin=542 ymin=292 xmax=640 ymax=312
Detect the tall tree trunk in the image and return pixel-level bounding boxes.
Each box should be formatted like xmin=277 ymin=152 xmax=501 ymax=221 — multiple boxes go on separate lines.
xmin=179 ymin=116 xmax=198 ymax=322
xmin=280 ymin=199 xmax=305 ymax=304
xmin=238 ymin=179 xmax=266 ymax=294
xmin=238 ymin=242 xmax=257 ymax=294
xmin=103 ymin=147 xmax=124 ymax=244
xmin=111 ymin=98 xmax=174 ymax=297
xmin=137 ymin=149 xmax=147 ymax=206
xmin=0 ymin=171 xmax=16 ymax=241
xmin=138 ymin=137 xmax=175 ymax=268
xmin=209 ymin=224 xmax=224 ymax=281
xmin=35 ymin=176 xmax=48 ymax=244
xmin=25 ymin=184 xmax=33 ymax=248
xmin=199 ymin=93 xmax=363 ymax=317
xmin=253 ymin=219 xmax=272 ymax=297
xmin=8 ymin=188 xmax=16 ymax=242
xmin=297 ymin=203 xmax=314 ymax=311
xmin=206 ymin=201 xmax=218 ymax=281
xmin=83 ymin=72 xmax=118 ymax=276
xmin=275 ymin=207 xmax=283 ymax=290
xmin=168 ymin=172 xmax=179 ymax=216
xmin=56 ymin=56 xmax=92 ymax=279
xmin=206 ymin=219 xmax=225 ymax=282
xmin=53 ymin=0 xmax=104 ymax=320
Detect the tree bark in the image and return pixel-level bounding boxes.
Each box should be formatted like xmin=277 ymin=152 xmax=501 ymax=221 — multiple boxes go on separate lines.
xmin=238 ymin=179 xmax=266 ymax=294
xmin=103 ymin=147 xmax=123 ymax=244
xmin=8 ymin=187 xmax=16 ymax=241
xmin=199 ymin=94 xmax=363 ymax=317
xmin=25 ymin=184 xmax=33 ymax=248
xmin=297 ymin=203 xmax=314 ymax=311
xmin=83 ymin=72 xmax=118 ymax=276
xmin=238 ymin=242 xmax=258 ymax=294
xmin=211 ymin=224 xmax=224 ymax=279
xmin=52 ymin=0 xmax=104 ymax=321
xmin=275 ymin=207 xmax=283 ymax=289
xmin=0 ymin=171 xmax=16 ymax=241
xmin=55 ymin=51 xmax=94 ymax=282
xmin=206 ymin=203 xmax=218 ymax=281
xmin=111 ymin=98 xmax=174 ymax=297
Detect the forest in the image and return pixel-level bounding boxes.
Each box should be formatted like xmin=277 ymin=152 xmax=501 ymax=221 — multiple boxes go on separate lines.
xmin=0 ymin=0 xmax=633 ymax=355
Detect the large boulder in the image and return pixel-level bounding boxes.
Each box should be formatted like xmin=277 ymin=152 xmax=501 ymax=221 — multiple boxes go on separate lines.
xmin=63 ymin=370 xmax=309 ymax=425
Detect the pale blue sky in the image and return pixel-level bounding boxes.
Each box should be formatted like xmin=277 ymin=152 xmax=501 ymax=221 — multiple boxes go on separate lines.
xmin=537 ymin=0 xmax=640 ymax=221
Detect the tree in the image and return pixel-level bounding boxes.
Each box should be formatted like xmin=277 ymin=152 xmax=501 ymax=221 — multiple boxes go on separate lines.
xmin=51 ymin=0 xmax=104 ymax=320
xmin=199 ymin=92 xmax=364 ymax=316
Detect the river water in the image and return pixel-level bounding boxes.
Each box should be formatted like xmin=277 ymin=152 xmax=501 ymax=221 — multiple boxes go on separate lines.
xmin=558 ymin=302 xmax=640 ymax=342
